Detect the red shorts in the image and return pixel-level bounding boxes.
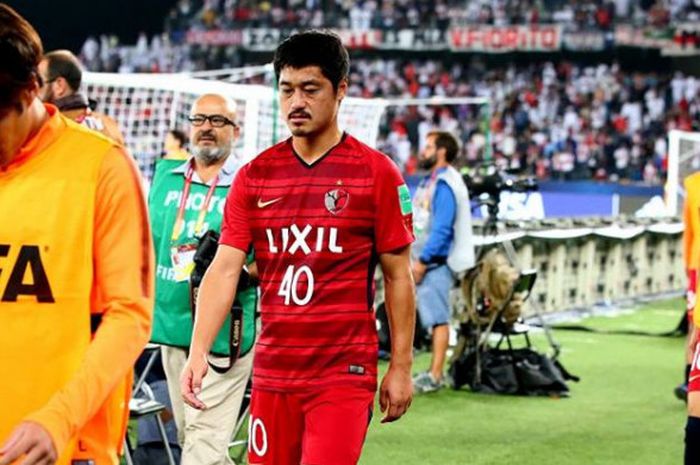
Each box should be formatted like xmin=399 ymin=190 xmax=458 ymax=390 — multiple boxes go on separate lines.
xmin=247 ymin=386 xmax=374 ymax=465
xmin=691 ymin=342 xmax=700 ymax=393
xmin=688 ymin=269 xmax=697 ymax=323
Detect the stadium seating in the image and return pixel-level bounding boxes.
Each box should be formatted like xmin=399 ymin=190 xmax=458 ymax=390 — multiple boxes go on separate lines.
xmin=77 ymin=0 xmax=700 ymax=183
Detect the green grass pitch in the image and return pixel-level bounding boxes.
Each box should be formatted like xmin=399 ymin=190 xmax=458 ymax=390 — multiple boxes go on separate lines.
xmin=220 ymin=298 xmax=688 ymax=464
xmin=356 ymin=298 xmax=687 ymax=465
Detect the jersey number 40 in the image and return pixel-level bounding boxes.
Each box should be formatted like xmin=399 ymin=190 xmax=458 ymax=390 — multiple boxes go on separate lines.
xmin=278 ymin=265 xmax=314 ymax=306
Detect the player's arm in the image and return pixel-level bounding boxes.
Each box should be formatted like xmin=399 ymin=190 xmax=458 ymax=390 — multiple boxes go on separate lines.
xmin=372 ymin=154 xmax=416 ymax=423
xmin=18 ymin=147 xmax=153 ymax=457
xmin=379 ymin=244 xmax=416 ymax=423
xmin=182 ymin=244 xmax=247 ymax=409
xmin=181 ymin=166 xmax=252 ymax=410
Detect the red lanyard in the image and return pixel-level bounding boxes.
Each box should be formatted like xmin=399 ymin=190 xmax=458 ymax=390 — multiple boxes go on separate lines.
xmin=171 ymin=162 xmax=219 ymax=242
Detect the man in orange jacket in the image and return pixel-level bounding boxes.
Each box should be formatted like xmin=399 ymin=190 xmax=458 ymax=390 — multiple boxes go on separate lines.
xmin=0 ymin=4 xmax=153 ymax=465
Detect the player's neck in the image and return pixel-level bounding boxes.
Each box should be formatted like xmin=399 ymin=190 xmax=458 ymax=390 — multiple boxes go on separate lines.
xmin=292 ymin=127 xmax=343 ymax=165
xmin=2 ymin=100 xmax=48 ymax=168
xmin=193 ymin=156 xmax=227 ymax=184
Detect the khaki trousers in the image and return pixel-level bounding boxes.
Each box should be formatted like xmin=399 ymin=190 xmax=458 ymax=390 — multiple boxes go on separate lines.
xmin=161 ymin=346 xmax=253 ymax=465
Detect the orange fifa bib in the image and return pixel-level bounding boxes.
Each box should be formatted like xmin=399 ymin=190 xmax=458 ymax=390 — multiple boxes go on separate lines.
xmin=0 ymin=114 xmax=125 ymax=465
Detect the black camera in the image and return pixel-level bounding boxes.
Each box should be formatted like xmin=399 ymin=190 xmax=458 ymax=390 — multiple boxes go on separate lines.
xmin=462 ymin=163 xmax=538 ymax=200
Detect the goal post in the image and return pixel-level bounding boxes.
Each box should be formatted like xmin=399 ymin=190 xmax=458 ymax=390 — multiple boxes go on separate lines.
xmin=82 ymin=69 xmax=491 ymax=180
xmin=83 ymin=70 xmax=387 ymax=179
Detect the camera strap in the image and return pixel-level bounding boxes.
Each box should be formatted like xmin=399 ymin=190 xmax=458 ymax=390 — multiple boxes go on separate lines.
xmin=189 ymin=279 xmax=244 ymax=374
xmin=171 ymin=163 xmax=219 ymax=243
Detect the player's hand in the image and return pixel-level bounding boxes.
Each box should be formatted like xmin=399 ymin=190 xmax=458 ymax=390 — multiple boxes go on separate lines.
xmin=379 ymin=364 xmax=413 ymax=423
xmin=180 ymin=351 xmax=209 ymax=410
xmin=0 ymin=421 xmax=57 ymax=465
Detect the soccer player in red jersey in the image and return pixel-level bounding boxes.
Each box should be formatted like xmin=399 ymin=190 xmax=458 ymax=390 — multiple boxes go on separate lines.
xmin=181 ymin=31 xmax=416 ymax=465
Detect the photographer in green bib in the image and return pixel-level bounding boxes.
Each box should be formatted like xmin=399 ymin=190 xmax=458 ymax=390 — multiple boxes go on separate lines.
xmin=148 ymin=93 xmax=256 ymax=465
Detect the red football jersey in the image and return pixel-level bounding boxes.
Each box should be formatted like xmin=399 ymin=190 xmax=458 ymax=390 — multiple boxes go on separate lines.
xmin=220 ymin=133 xmax=414 ymax=392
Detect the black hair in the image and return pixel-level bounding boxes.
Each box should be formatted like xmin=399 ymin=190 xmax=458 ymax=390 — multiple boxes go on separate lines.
xmin=0 ymin=3 xmax=43 ymax=111
xmin=44 ymin=50 xmax=82 ymax=92
xmin=273 ymin=30 xmax=349 ymax=91
xmin=429 ymin=130 xmax=460 ymax=163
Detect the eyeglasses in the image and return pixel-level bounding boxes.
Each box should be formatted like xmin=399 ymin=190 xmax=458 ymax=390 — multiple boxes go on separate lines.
xmin=188 ymin=114 xmax=238 ymax=128
xmin=38 ymin=75 xmax=56 ymax=87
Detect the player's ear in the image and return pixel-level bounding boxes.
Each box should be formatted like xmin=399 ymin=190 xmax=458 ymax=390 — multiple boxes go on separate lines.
xmin=436 ymin=146 xmax=447 ymax=163
xmin=54 ymin=76 xmax=69 ymax=97
xmin=336 ymin=78 xmax=348 ymax=102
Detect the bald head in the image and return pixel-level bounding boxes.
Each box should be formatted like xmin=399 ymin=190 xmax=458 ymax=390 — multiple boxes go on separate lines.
xmin=189 ymin=93 xmax=240 ymax=166
xmin=192 ymin=93 xmax=237 ymax=120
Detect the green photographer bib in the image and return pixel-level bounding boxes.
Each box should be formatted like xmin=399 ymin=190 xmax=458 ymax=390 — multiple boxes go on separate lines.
xmin=149 ymin=158 xmax=256 ymax=356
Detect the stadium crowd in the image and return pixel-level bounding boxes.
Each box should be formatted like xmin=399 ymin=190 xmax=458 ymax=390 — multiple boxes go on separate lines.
xmin=162 ymin=0 xmax=700 ymax=32
xmin=81 ymin=0 xmax=700 ymax=74
xmin=366 ymin=58 xmax=698 ymax=183
xmin=76 ymin=0 xmax=700 ymax=184
xmin=119 ymin=0 xmax=698 ymax=72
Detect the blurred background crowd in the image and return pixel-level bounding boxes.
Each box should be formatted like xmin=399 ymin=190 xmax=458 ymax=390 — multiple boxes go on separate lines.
xmin=76 ymin=0 xmax=700 ymax=183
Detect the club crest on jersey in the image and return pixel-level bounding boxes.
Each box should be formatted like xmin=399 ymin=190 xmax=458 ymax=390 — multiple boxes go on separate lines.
xmin=324 ymin=188 xmax=349 ymax=215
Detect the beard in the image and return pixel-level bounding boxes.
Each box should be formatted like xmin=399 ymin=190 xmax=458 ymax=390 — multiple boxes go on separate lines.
xmin=192 ymin=145 xmax=229 ymax=166
xmin=290 ymin=126 xmax=313 ymax=137
xmin=418 ymin=155 xmax=437 ymax=170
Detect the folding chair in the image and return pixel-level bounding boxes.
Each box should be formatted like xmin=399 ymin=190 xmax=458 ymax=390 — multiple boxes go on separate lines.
xmin=490 ymin=269 xmax=538 ymax=352
xmin=123 ymin=344 xmax=177 ymax=465
xmin=451 ymin=266 xmax=539 ymax=392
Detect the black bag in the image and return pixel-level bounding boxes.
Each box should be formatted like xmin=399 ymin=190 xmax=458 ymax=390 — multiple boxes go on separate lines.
xmin=189 ymin=230 xmax=251 ymax=374
xmin=449 ymin=347 xmax=577 ymax=396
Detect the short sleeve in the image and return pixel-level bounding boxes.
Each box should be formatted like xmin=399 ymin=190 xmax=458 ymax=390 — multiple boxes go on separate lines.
xmin=220 ymin=165 xmax=252 ymax=252
xmin=373 ymin=154 xmax=415 ymax=254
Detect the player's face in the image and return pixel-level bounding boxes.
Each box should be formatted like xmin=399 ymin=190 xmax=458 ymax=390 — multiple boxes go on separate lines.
xmin=419 ymin=135 xmax=438 ymax=170
xmin=278 ymin=66 xmax=347 ymax=138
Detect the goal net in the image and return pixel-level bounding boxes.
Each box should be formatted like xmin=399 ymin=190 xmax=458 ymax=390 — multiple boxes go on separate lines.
xmin=82 ymin=70 xmax=489 ymax=181
xmin=83 ymin=71 xmax=385 ymax=180
xmin=667 ymin=130 xmax=700 ymax=215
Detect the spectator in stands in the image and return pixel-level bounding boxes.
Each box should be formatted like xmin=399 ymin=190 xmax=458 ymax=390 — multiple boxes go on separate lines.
xmin=164 ymin=128 xmax=190 ymax=160
xmin=38 ymin=50 xmax=125 ymax=144
xmin=412 ymin=131 xmax=474 ymax=393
